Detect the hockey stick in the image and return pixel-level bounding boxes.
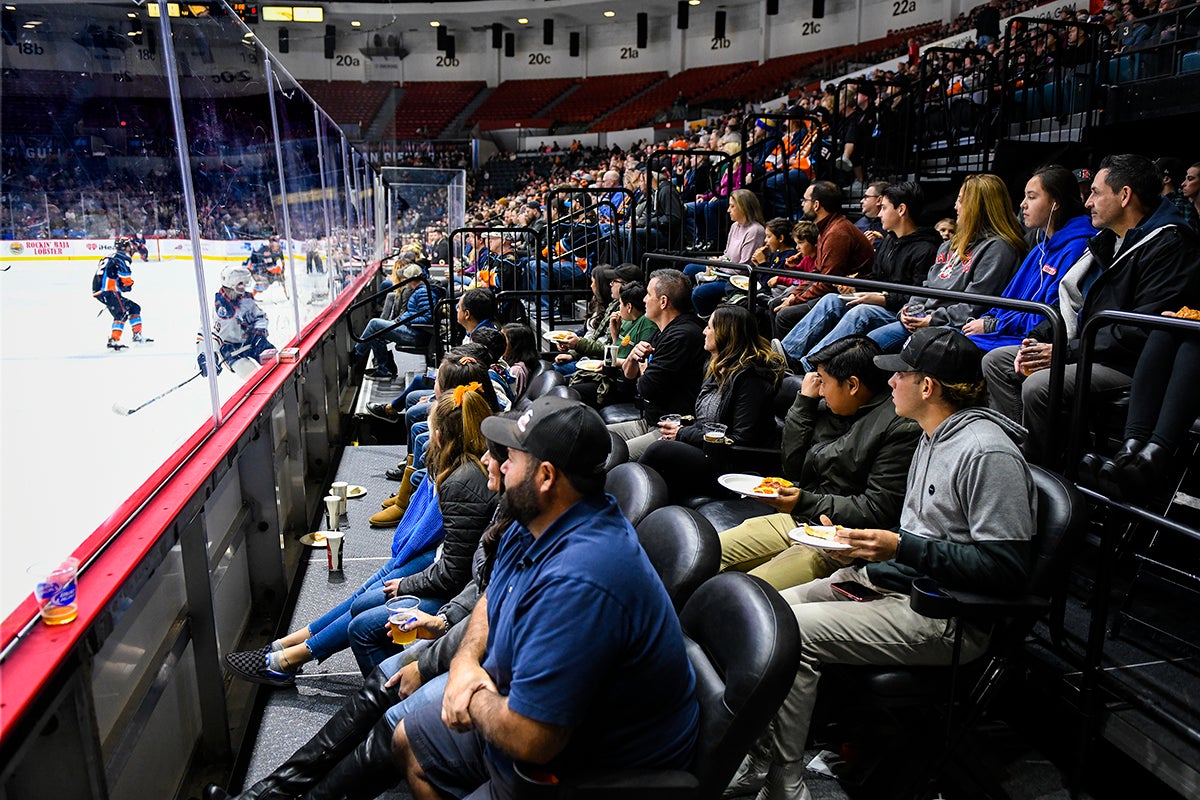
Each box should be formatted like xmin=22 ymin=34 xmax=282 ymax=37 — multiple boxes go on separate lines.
xmin=111 ymin=344 xmax=252 ymax=416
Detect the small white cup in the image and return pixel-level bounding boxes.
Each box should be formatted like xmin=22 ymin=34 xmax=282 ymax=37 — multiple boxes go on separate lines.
xmin=331 ymin=482 xmax=349 ymax=515
xmin=324 ymin=494 xmax=342 ymax=530
xmin=325 ymin=530 xmax=345 ymax=571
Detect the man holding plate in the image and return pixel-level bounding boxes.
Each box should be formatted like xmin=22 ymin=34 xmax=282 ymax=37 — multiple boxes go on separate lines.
xmin=745 ymin=327 xmax=1035 ymax=800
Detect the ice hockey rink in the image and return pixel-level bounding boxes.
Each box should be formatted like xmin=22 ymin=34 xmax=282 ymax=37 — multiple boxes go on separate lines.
xmin=0 ymin=254 xmax=338 ymax=619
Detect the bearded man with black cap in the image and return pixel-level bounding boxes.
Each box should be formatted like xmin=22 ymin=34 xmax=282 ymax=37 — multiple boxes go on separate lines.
xmin=742 ymin=327 xmax=1036 ymax=800
xmin=393 ymin=396 xmax=699 ymax=800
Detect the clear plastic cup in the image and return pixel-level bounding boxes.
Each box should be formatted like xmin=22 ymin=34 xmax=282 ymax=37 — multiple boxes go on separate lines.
xmin=30 ymin=558 xmax=79 ymax=625
xmin=386 ymin=596 xmax=421 ymax=645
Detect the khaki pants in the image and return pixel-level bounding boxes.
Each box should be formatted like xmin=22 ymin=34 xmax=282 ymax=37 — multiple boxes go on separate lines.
xmin=719 ymin=513 xmax=836 ymax=591
xmin=607 ymin=418 xmax=661 ymax=461
xmin=769 ymin=566 xmax=990 ymax=766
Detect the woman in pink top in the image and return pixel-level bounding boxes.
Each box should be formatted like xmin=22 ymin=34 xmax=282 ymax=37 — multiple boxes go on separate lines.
xmin=685 ymin=189 xmax=766 ymax=316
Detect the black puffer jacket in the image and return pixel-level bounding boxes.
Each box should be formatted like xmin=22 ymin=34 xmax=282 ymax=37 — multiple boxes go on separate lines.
xmin=390 ymin=462 xmax=496 ymax=601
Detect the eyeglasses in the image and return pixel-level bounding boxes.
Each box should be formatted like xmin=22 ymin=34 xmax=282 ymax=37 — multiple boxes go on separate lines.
xmin=862 ymin=194 xmax=879 ymax=200
xmin=801 ymin=197 xmax=814 ymax=204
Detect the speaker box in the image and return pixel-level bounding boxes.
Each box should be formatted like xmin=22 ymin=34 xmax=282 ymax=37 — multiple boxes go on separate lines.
xmin=813 ymin=0 xmax=825 ymax=18
xmin=715 ymin=10 xmax=726 ymax=39
xmin=492 ymin=23 xmax=503 ymax=49
xmin=324 ymin=24 xmax=335 ymax=58
xmin=677 ymin=1 xmax=689 ymax=29
xmin=505 ymin=31 xmax=515 ymax=57
xmin=767 ymin=0 xmax=779 ymax=15
xmin=637 ymin=12 xmax=648 ymax=49
xmin=570 ymin=31 xmax=580 ymax=57
xmin=437 ymin=24 xmax=448 ymax=51
xmin=445 ymin=35 xmax=456 ymax=60
xmin=278 ymin=26 xmax=288 ymax=54
xmin=544 ymin=19 xmax=554 ymax=46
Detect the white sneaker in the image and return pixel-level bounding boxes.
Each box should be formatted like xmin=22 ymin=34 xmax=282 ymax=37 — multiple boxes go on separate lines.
xmin=754 ymin=762 xmax=811 ymax=800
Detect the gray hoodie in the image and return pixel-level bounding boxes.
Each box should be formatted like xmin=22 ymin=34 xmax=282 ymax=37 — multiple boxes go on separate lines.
xmin=867 ymin=406 xmax=1035 ymax=594
xmin=908 ymin=237 xmax=1023 ymax=328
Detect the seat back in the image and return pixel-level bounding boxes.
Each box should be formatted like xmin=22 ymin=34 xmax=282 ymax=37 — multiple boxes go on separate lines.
xmin=679 ymin=573 xmax=802 ymax=794
xmin=604 ymin=462 xmax=668 ymax=528
xmin=544 ymin=384 xmax=581 ymax=401
xmin=523 ymin=369 xmax=565 ymax=401
xmin=635 ymin=506 xmax=721 ymax=613
xmin=1028 ymin=464 xmax=1086 ymax=598
xmin=604 ymin=431 xmax=630 ymax=472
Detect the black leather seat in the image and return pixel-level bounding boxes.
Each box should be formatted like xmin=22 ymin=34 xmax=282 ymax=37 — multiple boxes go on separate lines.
xmin=544 ymin=385 xmax=581 ymax=401
xmin=599 ymin=402 xmax=642 ymax=425
xmin=695 ymin=497 xmax=776 ymax=534
xmin=514 ymin=370 xmax=566 ymax=410
xmin=514 ymin=572 xmax=802 ymax=800
xmin=605 ymin=431 xmax=630 ymax=472
xmin=634 ymin=506 xmax=721 ymax=613
xmin=604 ymin=462 xmax=669 ymax=528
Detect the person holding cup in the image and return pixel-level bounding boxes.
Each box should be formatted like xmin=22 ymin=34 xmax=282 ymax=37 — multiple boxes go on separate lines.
xmin=223 ymin=383 xmax=497 ymax=685
xmin=639 ymin=305 xmax=786 ymax=500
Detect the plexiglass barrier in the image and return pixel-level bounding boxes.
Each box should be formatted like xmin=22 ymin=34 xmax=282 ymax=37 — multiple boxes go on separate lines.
xmin=0 ymin=1 xmax=381 ymax=620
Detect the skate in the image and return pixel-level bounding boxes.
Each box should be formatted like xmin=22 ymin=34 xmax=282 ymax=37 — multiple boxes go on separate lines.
xmin=107 ymin=338 xmax=128 ymax=350
xmin=132 ymin=333 xmax=154 ymax=344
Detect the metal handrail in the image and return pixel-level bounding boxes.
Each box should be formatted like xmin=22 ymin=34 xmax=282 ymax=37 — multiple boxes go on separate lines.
xmin=448 ymin=224 xmax=545 ymax=336
xmin=641 ymin=250 xmax=1070 ymax=463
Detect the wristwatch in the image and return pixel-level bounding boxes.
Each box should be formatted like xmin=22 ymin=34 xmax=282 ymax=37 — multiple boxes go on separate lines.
xmin=437 ymin=611 xmax=451 ymax=632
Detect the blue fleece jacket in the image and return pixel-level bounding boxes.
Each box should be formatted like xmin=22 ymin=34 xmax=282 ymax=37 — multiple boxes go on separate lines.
xmin=968 ymin=214 xmax=1095 ymax=351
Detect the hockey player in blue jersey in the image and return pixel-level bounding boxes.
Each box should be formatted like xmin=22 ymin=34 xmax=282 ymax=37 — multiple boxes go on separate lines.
xmin=197 ymin=266 xmax=276 ymax=377
xmin=92 ymin=236 xmax=152 ymax=350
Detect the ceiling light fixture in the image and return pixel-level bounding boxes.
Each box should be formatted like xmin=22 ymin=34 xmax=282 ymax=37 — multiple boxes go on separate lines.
xmin=429 ymin=20 xmax=440 ymax=27
xmin=517 ymin=17 xmax=529 ymax=24
xmin=350 ymin=20 xmax=361 ymax=27
xmin=603 ymin=10 xmax=616 ymax=17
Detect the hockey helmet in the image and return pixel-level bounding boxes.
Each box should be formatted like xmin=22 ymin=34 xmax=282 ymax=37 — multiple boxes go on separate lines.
xmin=221 ymin=265 xmax=253 ymax=291
xmin=113 ymin=236 xmax=133 ymax=252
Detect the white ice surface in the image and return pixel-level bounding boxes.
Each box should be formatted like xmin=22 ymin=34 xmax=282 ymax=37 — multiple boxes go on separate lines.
xmin=0 ymin=258 xmax=338 ymax=622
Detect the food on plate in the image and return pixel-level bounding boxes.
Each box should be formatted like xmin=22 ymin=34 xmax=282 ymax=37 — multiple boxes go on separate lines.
xmin=1174 ymin=306 xmax=1200 ymax=320
xmin=802 ymin=524 xmax=844 ymax=541
xmin=312 ymin=532 xmax=326 ymax=543
xmin=752 ymin=477 xmax=794 ymax=494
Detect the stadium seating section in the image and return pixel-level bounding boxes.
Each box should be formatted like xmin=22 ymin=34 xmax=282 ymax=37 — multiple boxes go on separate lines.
xmin=300 ymin=80 xmax=392 ymax=129
xmin=387 ymin=80 xmax=486 ymax=139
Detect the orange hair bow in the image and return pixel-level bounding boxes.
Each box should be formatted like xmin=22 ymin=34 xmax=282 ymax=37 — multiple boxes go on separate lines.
xmin=453 ymin=381 xmax=482 ymax=406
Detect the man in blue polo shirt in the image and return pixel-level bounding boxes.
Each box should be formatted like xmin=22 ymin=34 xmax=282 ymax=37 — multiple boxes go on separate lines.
xmin=393 ymin=396 xmax=699 ymax=799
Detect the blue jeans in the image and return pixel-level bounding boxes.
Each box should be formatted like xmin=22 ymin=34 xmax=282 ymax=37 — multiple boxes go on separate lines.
xmin=788 ymin=300 xmax=897 ymax=372
xmin=867 ymin=321 xmax=914 ymax=354
xmin=304 ymin=549 xmax=438 ymax=662
xmin=524 ymin=259 xmax=587 ymax=313
xmin=764 ymin=169 xmax=811 ymax=219
xmin=388 ymin=376 xmax=433 ymax=409
xmin=692 ymin=281 xmax=730 ymax=317
xmin=348 ymin=590 xmax=446 ymax=675
xmin=383 ymin=669 xmax=449 ymax=730
xmin=356 ymin=317 xmax=425 ymax=369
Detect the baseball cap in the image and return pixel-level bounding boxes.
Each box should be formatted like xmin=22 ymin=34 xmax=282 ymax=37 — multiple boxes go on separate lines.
xmin=400 ymin=264 xmax=424 ymax=281
xmin=873 ymin=327 xmax=983 ymax=384
xmin=1073 ymin=167 xmax=1093 ymax=184
xmin=481 ymin=396 xmax=611 ymax=476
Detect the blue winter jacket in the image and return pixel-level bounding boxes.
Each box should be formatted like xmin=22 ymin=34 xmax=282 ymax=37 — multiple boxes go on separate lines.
xmin=968 ymin=214 xmax=1095 ymax=351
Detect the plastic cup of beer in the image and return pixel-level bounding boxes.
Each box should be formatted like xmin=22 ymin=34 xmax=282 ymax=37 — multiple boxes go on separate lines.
xmin=30 ymin=558 xmax=80 ymax=625
xmin=324 ymin=494 xmax=342 ymax=530
xmin=703 ymin=423 xmax=728 ymax=443
xmin=386 ymin=596 xmax=422 ymax=645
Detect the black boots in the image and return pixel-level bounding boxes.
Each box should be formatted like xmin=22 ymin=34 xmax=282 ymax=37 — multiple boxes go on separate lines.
xmin=306 ymin=717 xmax=404 ymax=800
xmin=203 ymin=666 xmax=399 ymax=800
xmin=1079 ymin=438 xmax=1175 ymax=502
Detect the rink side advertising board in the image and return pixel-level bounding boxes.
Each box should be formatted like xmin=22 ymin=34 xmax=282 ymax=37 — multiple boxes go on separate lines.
xmin=4 ymin=238 xmax=285 ymax=262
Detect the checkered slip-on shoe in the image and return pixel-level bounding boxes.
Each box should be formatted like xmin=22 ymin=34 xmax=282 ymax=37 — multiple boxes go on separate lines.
xmin=224 ymin=648 xmax=296 ymax=687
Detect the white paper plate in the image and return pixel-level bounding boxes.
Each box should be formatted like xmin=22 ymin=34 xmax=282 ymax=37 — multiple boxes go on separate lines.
xmin=543 ymin=330 xmax=573 ymax=344
xmin=300 ymin=532 xmax=330 ymax=548
xmin=729 ymin=275 xmax=750 ymax=291
xmin=788 ymin=526 xmax=852 ymax=550
xmin=576 ymin=358 xmax=604 ymax=372
xmin=346 ymin=485 xmax=367 ymax=499
xmin=718 ymin=473 xmax=782 ymax=498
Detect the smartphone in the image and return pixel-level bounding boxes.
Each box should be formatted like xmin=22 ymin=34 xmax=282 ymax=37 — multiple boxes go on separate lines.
xmin=831 ymin=581 xmax=885 ymax=602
